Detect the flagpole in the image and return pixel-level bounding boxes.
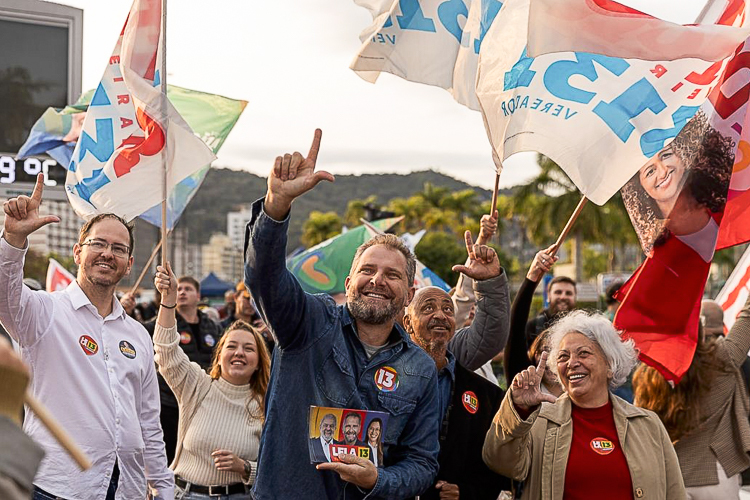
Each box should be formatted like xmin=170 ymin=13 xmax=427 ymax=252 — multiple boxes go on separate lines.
xmin=25 ymin=393 xmax=91 ymax=470
xmin=489 ymin=152 xmax=503 ymax=241
xmin=129 ymin=236 xmax=167 ymax=295
xmin=160 ymin=0 xmax=168 ymax=268
xmin=551 ymin=195 xmax=588 ymax=255
xmin=490 ymin=172 xmax=500 ymax=217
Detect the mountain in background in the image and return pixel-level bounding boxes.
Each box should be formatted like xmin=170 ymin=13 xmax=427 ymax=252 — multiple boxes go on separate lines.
xmin=176 ymin=167 xmax=510 ymax=249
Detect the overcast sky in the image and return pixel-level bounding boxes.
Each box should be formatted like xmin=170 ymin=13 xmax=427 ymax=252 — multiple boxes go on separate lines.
xmin=51 ymin=0 xmax=708 ymax=191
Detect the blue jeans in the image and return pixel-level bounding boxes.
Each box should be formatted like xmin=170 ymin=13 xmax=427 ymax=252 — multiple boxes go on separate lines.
xmin=175 ymin=484 xmax=252 ymax=500
xmin=33 ymin=480 xmax=117 ymax=500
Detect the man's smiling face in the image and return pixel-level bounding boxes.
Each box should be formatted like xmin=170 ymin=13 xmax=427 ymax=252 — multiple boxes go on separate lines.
xmin=404 ymin=287 xmax=456 ymax=360
xmin=319 ymin=416 xmax=336 ymax=442
xmin=345 ymin=244 xmax=413 ymax=325
xmin=74 ymin=218 xmax=133 ymax=289
xmin=342 ymin=414 xmax=361 ymax=445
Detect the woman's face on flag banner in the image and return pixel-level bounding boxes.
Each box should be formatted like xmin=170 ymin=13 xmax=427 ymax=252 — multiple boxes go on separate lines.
xmin=621 ymin=109 xmax=735 ymax=256
xmin=638 ymin=144 xmax=686 ymax=213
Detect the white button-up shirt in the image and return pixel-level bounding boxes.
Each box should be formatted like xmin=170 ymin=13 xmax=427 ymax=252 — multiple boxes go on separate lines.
xmin=0 ymin=237 xmax=174 ymax=500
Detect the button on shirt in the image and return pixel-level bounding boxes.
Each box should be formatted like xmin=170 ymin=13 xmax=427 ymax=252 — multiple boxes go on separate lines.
xmin=0 ymin=238 xmax=174 ymax=500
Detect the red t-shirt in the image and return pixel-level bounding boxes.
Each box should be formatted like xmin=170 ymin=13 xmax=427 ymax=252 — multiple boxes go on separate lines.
xmin=564 ymin=400 xmax=634 ymax=500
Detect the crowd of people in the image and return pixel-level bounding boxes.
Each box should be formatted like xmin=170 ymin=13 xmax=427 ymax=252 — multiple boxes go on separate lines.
xmin=1 ymin=129 xmax=750 ymax=499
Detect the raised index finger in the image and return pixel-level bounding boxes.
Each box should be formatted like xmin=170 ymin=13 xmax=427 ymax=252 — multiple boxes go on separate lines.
xmin=536 ymin=350 xmax=549 ymax=375
xmin=464 ymin=231 xmax=476 ymax=260
xmin=307 ymin=128 xmax=323 ymax=165
xmin=31 ymin=173 xmax=45 ymax=203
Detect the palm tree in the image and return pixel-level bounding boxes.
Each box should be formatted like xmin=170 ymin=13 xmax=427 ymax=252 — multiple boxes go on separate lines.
xmin=344 ymin=195 xmax=378 ymax=227
xmin=301 ymin=211 xmax=343 ymax=247
xmin=511 ymin=155 xmax=638 ymax=280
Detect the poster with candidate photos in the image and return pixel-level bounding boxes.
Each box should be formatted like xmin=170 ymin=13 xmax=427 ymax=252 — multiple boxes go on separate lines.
xmin=308 ymin=406 xmax=389 ymax=466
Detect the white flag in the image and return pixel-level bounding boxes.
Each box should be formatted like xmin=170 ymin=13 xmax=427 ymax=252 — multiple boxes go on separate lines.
xmin=351 ymin=0 xmax=503 ymax=110
xmin=527 ymin=0 xmax=750 ymax=62
xmin=65 ymin=0 xmax=216 ymax=221
xmin=476 ymin=0 xmax=749 ymax=205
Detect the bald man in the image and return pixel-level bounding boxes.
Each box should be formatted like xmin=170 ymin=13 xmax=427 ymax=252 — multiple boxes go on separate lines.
xmin=701 ymin=299 xmax=726 ymax=338
xmin=403 ymin=240 xmax=511 ymax=500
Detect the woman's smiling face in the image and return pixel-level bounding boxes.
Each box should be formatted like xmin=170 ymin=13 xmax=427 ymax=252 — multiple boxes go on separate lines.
xmin=639 ymin=144 xmax=687 ymax=213
xmin=556 ymin=332 xmax=611 ymax=408
xmin=367 ymin=421 xmax=381 ymax=444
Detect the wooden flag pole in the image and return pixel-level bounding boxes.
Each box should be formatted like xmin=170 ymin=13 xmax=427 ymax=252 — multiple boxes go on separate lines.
xmin=24 ymin=393 xmax=91 ymax=470
xmin=128 ymin=237 xmax=165 ymax=295
xmin=551 ymin=195 xmax=588 ymax=256
xmin=490 ymin=172 xmax=500 ymax=216
xmin=160 ymin=0 xmax=169 ymax=267
xmin=490 ymin=150 xmax=503 ymax=217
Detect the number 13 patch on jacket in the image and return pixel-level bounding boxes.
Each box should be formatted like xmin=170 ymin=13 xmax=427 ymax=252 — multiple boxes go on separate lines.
xmin=374 ymin=366 xmax=399 ymax=392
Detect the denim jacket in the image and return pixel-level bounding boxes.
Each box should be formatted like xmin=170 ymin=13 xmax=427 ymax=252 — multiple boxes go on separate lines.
xmin=244 ymin=199 xmax=440 ymax=500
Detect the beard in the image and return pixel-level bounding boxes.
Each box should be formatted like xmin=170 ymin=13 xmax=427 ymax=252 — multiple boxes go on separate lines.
xmin=348 ymin=290 xmax=405 ymax=325
xmin=81 ymin=259 xmax=126 ymax=288
xmin=548 ymin=300 xmax=573 ymax=317
xmin=411 ymin=334 xmax=449 ymax=361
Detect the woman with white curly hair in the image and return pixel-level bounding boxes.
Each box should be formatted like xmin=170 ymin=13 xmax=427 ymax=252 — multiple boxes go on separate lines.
xmin=483 ymin=311 xmax=685 ymax=499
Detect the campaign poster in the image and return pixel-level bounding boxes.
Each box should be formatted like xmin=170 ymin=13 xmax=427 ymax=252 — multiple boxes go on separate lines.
xmin=308 ymin=406 xmax=389 ymax=467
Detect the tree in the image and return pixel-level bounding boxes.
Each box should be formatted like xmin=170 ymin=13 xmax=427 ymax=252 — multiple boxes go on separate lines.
xmin=22 ymin=250 xmax=77 ymax=286
xmin=414 ymin=232 xmax=467 ymax=287
xmin=23 ymin=248 xmax=49 ymax=284
xmin=344 ymin=195 xmax=379 ymax=227
xmin=510 ymin=155 xmax=639 ymax=280
xmin=301 ymin=211 xmax=343 ymax=247
xmin=386 ymin=195 xmax=430 ymax=234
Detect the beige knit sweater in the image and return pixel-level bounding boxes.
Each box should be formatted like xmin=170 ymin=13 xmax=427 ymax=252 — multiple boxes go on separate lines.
xmin=153 ymin=324 xmax=262 ymax=486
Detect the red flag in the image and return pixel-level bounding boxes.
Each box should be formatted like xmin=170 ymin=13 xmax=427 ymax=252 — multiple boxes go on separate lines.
xmin=46 ymin=258 xmax=75 ymax=292
xmin=615 ymin=41 xmax=750 ymax=382
xmin=614 ymin=230 xmax=711 ymax=382
xmin=522 ymin=0 xmax=750 ymax=382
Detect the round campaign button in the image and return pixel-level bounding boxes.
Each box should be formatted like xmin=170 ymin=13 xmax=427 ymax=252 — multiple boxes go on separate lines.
xmin=179 ymin=332 xmax=192 ymax=345
xmin=590 ymin=437 xmax=615 ymax=455
xmin=119 ymin=340 xmax=137 ymax=359
xmin=462 ymin=391 xmax=478 ymax=414
xmin=374 ymin=366 xmax=399 ymax=392
xmin=204 ymin=334 xmax=216 ymax=347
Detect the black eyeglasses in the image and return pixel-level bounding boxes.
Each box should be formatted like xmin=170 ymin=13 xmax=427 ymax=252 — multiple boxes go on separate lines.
xmin=81 ymin=239 xmax=130 ymax=258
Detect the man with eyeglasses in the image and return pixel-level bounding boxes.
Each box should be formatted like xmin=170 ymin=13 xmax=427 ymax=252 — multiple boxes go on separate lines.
xmin=0 ymin=175 xmax=173 ymax=500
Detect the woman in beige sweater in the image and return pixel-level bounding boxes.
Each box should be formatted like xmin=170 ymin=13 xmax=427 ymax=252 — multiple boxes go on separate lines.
xmin=153 ymin=263 xmax=271 ymax=499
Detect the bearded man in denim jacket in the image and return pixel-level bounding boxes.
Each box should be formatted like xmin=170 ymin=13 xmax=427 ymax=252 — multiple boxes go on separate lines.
xmin=245 ymin=130 xmax=443 ymax=499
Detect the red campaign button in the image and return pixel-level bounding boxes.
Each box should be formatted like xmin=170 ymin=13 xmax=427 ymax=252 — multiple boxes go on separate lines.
xmin=462 ymin=391 xmax=478 ymax=414
xmin=79 ymin=335 xmax=99 ymax=356
xmin=590 ymin=437 xmax=615 ymax=455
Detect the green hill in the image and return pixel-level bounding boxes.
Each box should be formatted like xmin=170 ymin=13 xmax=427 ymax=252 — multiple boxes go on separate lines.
xmin=177 ymin=167 xmax=509 ymax=249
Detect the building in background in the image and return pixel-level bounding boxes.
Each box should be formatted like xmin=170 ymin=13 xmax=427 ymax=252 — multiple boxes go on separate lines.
xmin=227 ymin=204 xmax=252 ymax=251
xmin=0 ymin=0 xmax=83 ymax=264
xmin=202 ymin=233 xmax=242 ymax=283
xmin=171 ymin=226 xmax=202 ymax=279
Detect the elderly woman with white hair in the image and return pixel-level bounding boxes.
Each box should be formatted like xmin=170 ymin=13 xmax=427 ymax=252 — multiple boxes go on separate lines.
xmin=482 ymin=311 xmax=685 ymax=499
